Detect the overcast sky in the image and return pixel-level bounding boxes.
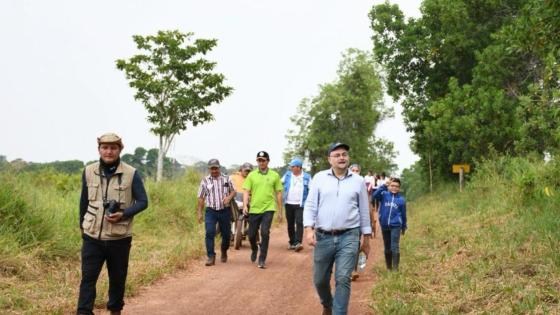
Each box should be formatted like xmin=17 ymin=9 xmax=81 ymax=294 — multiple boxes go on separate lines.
xmin=0 ymin=0 xmax=421 ymax=173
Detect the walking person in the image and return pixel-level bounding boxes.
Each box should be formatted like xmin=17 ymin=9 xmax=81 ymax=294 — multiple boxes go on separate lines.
xmin=282 ymin=158 xmax=312 ymax=252
xmin=77 ymin=133 xmax=149 ymax=315
xmin=242 ymin=151 xmax=283 ymax=268
xmin=304 ymin=143 xmax=372 ymax=315
xmin=372 ymin=177 xmax=407 ymax=271
xmin=196 ymin=159 xmax=236 ymax=266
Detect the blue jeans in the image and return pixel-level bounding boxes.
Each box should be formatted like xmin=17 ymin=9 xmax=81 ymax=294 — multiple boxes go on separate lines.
xmin=313 ymin=227 xmax=360 ymax=315
xmin=205 ymin=207 xmax=232 ymax=257
xmin=381 ymin=226 xmax=401 ymax=254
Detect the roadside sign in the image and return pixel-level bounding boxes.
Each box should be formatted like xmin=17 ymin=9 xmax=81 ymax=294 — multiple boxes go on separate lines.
xmin=452 ymin=164 xmax=470 ymax=173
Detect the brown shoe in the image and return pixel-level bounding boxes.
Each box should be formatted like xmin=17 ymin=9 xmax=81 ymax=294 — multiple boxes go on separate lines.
xmin=322 ymin=306 xmax=332 ymax=315
xmin=221 ymin=250 xmax=228 ymax=263
xmin=205 ymin=256 xmax=215 ymax=266
xmin=110 ymin=311 xmax=121 ymax=315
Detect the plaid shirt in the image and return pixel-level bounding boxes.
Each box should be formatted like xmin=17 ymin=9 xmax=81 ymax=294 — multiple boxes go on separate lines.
xmin=197 ymin=174 xmax=235 ymax=210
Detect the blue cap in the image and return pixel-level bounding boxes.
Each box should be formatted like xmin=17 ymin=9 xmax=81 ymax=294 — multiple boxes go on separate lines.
xmin=327 ymin=142 xmax=350 ymax=155
xmin=289 ymin=158 xmax=303 ymax=167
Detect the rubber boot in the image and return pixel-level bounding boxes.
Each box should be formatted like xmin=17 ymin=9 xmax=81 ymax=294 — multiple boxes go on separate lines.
xmin=392 ymin=252 xmax=400 ymax=271
xmin=384 ymin=252 xmax=392 ymax=270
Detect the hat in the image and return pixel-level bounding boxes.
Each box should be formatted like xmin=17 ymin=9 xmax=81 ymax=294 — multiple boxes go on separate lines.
xmin=241 ymin=162 xmax=253 ymax=171
xmin=256 ymin=151 xmax=270 ymax=160
xmin=327 ymin=142 xmax=350 ymax=155
xmin=289 ymin=158 xmax=303 ymax=167
xmin=208 ymin=159 xmax=221 ymax=168
xmin=97 ymin=132 xmax=124 ymax=148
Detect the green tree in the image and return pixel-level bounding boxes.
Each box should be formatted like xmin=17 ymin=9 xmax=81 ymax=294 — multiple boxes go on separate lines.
xmin=116 ymin=30 xmax=233 ymax=181
xmin=285 ymin=49 xmax=395 ymax=173
xmin=369 ymin=0 xmax=560 ymax=178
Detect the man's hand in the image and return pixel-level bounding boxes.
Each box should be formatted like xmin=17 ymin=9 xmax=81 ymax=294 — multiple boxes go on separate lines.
xmin=360 ymin=235 xmax=371 ymax=257
xmin=105 ymin=212 xmax=124 ymax=223
xmin=401 ymin=229 xmax=406 ymax=236
xmin=277 ymin=213 xmax=283 ymax=223
xmin=243 ymin=207 xmax=249 ymax=216
xmin=197 ymin=210 xmax=203 ymax=224
xmin=305 ymin=227 xmax=316 ymax=247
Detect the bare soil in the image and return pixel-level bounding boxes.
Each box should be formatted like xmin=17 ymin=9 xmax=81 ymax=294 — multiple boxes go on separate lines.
xmin=99 ymin=225 xmax=381 ymax=315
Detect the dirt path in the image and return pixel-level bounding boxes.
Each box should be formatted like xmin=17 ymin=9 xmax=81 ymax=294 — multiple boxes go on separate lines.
xmin=102 ymin=225 xmax=381 ymax=315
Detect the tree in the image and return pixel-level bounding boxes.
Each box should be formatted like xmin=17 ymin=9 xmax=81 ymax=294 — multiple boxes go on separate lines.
xmin=116 ymin=30 xmax=233 ymax=181
xmin=369 ymin=0 xmax=560 ymax=177
xmin=285 ymin=49 xmax=396 ymax=174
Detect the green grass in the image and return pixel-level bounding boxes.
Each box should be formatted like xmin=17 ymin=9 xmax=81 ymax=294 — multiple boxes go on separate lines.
xmin=0 ymin=169 xmax=204 ymax=314
xmin=370 ymin=157 xmax=560 ymax=314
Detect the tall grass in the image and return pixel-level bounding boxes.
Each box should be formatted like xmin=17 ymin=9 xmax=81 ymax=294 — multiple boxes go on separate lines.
xmin=0 ymin=169 xmax=204 ymax=314
xmin=370 ymin=156 xmax=560 ymax=314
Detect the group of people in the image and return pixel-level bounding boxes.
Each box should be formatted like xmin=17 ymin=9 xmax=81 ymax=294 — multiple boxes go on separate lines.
xmin=76 ymin=133 xmax=407 ymax=315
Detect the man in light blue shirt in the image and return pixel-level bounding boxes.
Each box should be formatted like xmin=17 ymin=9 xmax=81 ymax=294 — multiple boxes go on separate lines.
xmin=304 ymin=143 xmax=372 ymax=315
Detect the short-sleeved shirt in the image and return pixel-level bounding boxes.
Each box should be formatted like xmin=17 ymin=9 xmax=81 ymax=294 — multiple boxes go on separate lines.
xmin=242 ymin=169 xmax=283 ymax=214
xmin=197 ymin=174 xmax=235 ymax=210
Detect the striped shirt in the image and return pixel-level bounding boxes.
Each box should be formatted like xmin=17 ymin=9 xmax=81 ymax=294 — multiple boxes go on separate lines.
xmin=197 ymin=174 xmax=235 ymax=210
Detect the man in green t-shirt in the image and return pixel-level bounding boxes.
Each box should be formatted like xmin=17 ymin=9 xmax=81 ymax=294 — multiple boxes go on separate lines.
xmin=242 ymin=151 xmax=283 ymax=269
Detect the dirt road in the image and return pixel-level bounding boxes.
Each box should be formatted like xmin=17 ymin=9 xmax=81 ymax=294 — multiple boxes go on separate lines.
xmin=103 ymin=225 xmax=381 ymax=315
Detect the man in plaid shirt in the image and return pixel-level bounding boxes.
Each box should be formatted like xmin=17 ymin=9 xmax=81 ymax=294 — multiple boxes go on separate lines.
xmin=197 ymin=159 xmax=236 ymax=266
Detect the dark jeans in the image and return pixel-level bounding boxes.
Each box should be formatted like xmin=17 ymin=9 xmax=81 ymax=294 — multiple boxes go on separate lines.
xmin=381 ymin=227 xmax=402 ymax=254
xmin=248 ymin=211 xmax=274 ymax=262
xmin=285 ymin=203 xmax=304 ymax=245
xmin=205 ymin=207 xmax=232 ymax=257
xmin=77 ymin=234 xmax=132 ymax=315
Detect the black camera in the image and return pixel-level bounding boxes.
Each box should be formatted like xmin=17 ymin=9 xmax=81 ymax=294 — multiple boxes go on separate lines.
xmin=103 ymin=200 xmax=120 ymax=215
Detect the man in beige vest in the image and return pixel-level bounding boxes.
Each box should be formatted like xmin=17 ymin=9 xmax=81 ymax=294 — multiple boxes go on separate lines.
xmin=77 ymin=133 xmax=148 ymax=315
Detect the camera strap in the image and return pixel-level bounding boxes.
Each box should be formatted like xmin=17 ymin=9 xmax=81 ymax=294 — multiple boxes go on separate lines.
xmin=99 ymin=164 xmax=123 ymax=203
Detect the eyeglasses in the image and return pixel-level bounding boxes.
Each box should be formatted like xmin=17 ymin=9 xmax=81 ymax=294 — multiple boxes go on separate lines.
xmin=329 ymin=152 xmax=349 ymax=159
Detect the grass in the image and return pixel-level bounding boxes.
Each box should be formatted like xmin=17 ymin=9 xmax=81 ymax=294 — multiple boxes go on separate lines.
xmin=0 ymin=169 xmax=204 ymax=314
xmin=370 ymin=156 xmax=560 ymax=314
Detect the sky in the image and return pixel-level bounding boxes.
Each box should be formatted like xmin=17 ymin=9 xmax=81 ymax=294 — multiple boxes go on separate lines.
xmin=0 ymin=0 xmax=421 ymax=173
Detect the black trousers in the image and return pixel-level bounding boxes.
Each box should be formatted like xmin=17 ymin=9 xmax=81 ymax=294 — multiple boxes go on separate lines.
xmin=248 ymin=211 xmax=274 ymax=262
xmin=77 ymin=234 xmax=132 ymax=315
xmin=285 ymin=203 xmax=304 ymax=245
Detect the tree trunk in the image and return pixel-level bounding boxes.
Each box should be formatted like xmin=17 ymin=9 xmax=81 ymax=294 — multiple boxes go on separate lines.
xmin=157 ymin=136 xmax=165 ymax=182
xmin=156 ymin=133 xmax=175 ymax=182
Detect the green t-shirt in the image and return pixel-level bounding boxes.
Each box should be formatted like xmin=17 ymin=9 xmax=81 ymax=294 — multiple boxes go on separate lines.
xmin=242 ymin=169 xmax=283 ymax=214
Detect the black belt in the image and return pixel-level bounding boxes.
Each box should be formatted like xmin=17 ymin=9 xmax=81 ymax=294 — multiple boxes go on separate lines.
xmin=316 ymin=228 xmax=351 ymax=236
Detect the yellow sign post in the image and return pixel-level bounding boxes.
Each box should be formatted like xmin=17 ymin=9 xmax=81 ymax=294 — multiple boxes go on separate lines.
xmin=452 ymin=164 xmax=470 ymax=192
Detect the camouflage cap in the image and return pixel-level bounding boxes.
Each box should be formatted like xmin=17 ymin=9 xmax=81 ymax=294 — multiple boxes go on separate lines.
xmin=97 ymin=132 xmax=124 ymax=148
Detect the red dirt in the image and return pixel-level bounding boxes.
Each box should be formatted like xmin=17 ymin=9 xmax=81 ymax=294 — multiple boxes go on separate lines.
xmin=99 ymin=225 xmax=381 ymax=315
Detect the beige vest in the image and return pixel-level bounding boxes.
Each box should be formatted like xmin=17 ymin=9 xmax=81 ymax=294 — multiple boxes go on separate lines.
xmin=82 ymin=161 xmax=136 ymax=240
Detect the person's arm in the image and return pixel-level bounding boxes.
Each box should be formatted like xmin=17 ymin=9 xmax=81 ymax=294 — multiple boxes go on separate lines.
xmin=303 ymin=175 xmax=319 ymax=246
xmin=223 ymin=177 xmax=236 ymax=206
xmin=242 ymin=175 xmax=252 ymax=215
xmin=197 ymin=197 xmax=205 ymax=224
xmin=276 ymin=190 xmax=283 ymax=222
xmin=195 ymin=179 xmax=207 ymax=223
xmin=79 ymin=170 xmax=87 ymax=230
xmin=358 ymin=178 xmax=372 ymax=256
xmin=107 ymin=171 xmax=148 ymax=222
xmin=372 ymin=183 xmax=387 ymax=201
xmin=401 ymin=199 xmax=407 ymax=234
xmin=358 ymin=179 xmax=372 ymax=235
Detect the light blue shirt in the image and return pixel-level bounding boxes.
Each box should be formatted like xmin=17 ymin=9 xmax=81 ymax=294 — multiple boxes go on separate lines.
xmin=304 ymin=169 xmax=372 ymax=235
